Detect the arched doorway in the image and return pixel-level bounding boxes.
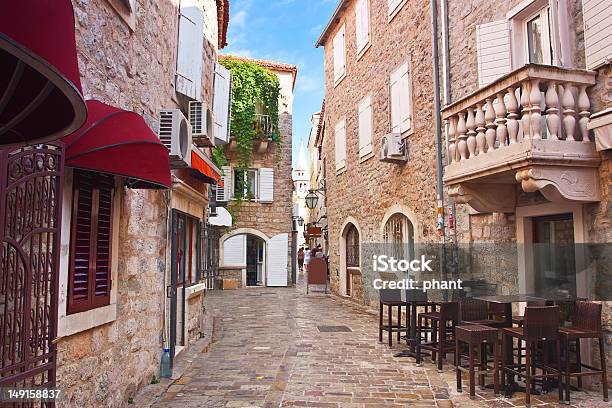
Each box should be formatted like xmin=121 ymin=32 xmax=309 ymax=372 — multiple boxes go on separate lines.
xmin=221 ymin=229 xmax=289 ymax=287
xmin=340 ymin=220 xmax=360 ymax=297
xmin=382 ymin=213 xmax=415 ymax=265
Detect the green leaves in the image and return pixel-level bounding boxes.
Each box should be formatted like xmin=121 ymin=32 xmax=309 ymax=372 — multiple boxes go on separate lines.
xmin=212 ymin=57 xmax=283 ymax=201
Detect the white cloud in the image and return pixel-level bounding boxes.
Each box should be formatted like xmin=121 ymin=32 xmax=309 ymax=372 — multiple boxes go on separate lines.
xmin=231 ymin=9 xmax=248 ymax=28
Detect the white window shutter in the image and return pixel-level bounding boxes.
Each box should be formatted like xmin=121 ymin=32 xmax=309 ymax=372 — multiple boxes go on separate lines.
xmin=355 ymin=0 xmax=369 ymax=53
xmin=333 ymin=25 xmax=346 ymax=82
xmin=358 ymin=95 xmax=373 ymax=157
xmin=335 ymin=120 xmax=346 ymax=170
xmin=476 ymin=20 xmax=511 ymax=88
xmin=176 ymin=0 xmax=204 ymax=100
xmin=216 ymin=165 xmax=230 ymax=202
xmin=258 ymin=168 xmax=274 ymax=203
xmin=213 ymin=63 xmax=232 ymax=144
xmin=399 ymin=64 xmax=411 ymax=133
xmin=388 ymin=0 xmax=402 ymax=15
xmin=582 ymin=0 xmax=612 ymax=69
xmin=390 ymin=69 xmax=401 ymax=133
xmin=267 ymin=233 xmax=288 ymax=286
xmin=222 ymin=234 xmax=246 ymax=266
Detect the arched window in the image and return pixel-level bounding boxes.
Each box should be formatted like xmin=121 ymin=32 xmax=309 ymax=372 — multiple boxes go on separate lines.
xmin=382 ymin=213 xmax=414 ymax=261
xmin=345 ymin=224 xmax=359 ymax=267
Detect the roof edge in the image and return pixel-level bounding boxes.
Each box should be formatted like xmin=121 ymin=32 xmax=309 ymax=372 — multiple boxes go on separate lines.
xmin=315 ymin=0 xmax=349 ymax=48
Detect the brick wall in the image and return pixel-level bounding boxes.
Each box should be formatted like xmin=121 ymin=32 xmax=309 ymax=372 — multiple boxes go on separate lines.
xmin=55 ymin=0 xmax=219 ymax=405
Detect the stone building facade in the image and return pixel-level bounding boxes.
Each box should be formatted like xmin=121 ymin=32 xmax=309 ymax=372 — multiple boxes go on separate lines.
xmin=315 ymin=0 xmax=440 ymax=303
xmin=54 ymin=1 xmax=230 ymax=406
xmin=317 ymin=0 xmax=611 ymax=387
xmin=217 ymin=57 xmax=297 ymax=288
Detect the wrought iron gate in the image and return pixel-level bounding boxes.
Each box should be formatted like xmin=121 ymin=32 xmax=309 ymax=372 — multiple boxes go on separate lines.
xmin=0 ymin=144 xmax=64 ymax=404
xmin=200 ymin=223 xmax=219 ymax=289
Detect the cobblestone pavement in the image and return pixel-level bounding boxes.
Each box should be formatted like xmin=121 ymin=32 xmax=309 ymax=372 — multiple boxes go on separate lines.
xmin=151 ymin=274 xmax=608 ymax=408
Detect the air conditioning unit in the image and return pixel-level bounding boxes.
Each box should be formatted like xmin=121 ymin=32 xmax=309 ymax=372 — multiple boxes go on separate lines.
xmin=158 ymin=109 xmax=192 ymax=168
xmin=189 ymin=101 xmax=214 ymax=147
xmin=379 ymin=133 xmax=407 ymax=162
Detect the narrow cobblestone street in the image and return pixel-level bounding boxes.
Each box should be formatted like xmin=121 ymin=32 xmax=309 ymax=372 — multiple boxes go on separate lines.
xmin=149 ymin=275 xmax=607 ymax=408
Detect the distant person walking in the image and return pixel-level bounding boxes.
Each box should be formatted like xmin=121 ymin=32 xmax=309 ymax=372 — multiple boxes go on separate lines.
xmin=297 ymin=247 xmax=305 ymax=272
xmin=303 ymin=247 xmax=311 ymax=271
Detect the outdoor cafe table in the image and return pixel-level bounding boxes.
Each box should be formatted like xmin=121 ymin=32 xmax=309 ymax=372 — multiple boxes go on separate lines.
xmin=474 ymin=294 xmax=581 ymax=397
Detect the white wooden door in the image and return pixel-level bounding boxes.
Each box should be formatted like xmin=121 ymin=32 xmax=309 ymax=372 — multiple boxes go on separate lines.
xmin=266 ymin=233 xmax=288 ymax=287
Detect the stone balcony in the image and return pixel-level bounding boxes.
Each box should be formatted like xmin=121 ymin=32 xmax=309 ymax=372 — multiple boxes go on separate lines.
xmin=442 ymin=64 xmax=600 ymax=213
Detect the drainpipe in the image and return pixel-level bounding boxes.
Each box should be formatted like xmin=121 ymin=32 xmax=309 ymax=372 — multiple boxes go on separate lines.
xmin=431 ymin=0 xmax=450 ymax=297
xmin=431 ymin=0 xmax=445 ymax=239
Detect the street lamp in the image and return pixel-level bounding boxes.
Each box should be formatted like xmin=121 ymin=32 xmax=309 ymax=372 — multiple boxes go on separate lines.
xmin=297 ymin=216 xmax=304 ymax=226
xmin=305 ymin=190 xmax=318 ymax=210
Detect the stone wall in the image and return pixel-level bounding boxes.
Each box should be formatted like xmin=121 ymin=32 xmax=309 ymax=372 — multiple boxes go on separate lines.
xmin=55 ymin=0 xmax=220 ymax=405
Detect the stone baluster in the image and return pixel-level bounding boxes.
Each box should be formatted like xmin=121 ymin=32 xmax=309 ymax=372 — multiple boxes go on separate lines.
xmin=484 ymin=98 xmax=496 ymax=152
xmin=475 ymin=103 xmax=486 ymax=154
xmin=506 ymin=87 xmax=519 ymax=144
xmin=466 ymin=107 xmax=477 ymax=157
xmin=456 ymin=112 xmax=468 ymax=161
xmin=521 ymin=80 xmax=531 ymax=139
xmin=562 ymin=83 xmax=576 ymax=141
xmin=545 ymin=81 xmax=560 ymax=140
xmin=494 ymin=92 xmax=507 ymax=147
xmin=529 ymin=79 xmax=542 ymax=139
xmin=447 ymin=117 xmax=457 ymax=164
xmin=578 ymin=85 xmax=591 ymax=143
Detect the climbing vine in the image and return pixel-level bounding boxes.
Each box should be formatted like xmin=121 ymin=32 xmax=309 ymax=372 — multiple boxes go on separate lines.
xmin=212 ymin=57 xmax=282 ymax=201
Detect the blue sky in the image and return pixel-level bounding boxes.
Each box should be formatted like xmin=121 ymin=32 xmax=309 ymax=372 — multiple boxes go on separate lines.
xmin=221 ymin=0 xmax=337 ymax=168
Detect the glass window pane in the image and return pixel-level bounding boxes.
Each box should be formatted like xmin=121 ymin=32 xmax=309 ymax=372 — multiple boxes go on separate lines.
xmin=527 ymin=15 xmax=543 ymax=64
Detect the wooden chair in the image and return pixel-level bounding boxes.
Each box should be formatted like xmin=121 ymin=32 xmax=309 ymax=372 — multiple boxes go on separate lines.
xmin=460 ymin=298 xmax=507 ymax=328
xmin=416 ymin=301 xmax=459 ymax=372
xmin=456 ymin=324 xmax=500 ymax=398
xmin=379 ymin=288 xmax=409 ymax=347
xmin=501 ymin=306 xmax=563 ymax=407
xmin=306 ymin=258 xmax=327 ymax=294
xmin=560 ymin=301 xmax=608 ymax=404
xmin=512 ymin=299 xmax=553 ymax=327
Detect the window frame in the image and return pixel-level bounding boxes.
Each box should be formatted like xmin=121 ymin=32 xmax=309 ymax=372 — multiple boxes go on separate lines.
xmin=523 ymin=6 xmax=554 ymax=65
xmin=231 ymin=168 xmax=259 ymax=201
xmin=358 ymin=94 xmax=374 ymax=160
xmin=388 ymin=0 xmax=407 ymax=21
xmin=334 ymin=119 xmax=347 ymax=173
xmin=67 ymin=171 xmax=115 ymax=315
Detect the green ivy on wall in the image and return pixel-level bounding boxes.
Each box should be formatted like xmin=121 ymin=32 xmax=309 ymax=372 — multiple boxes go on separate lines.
xmin=212 ymin=57 xmax=282 ymax=201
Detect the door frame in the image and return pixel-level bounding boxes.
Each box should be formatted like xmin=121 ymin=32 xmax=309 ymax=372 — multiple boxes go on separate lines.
xmin=220 ymin=228 xmax=269 ymax=287
xmin=516 ymin=202 xmax=587 ymax=298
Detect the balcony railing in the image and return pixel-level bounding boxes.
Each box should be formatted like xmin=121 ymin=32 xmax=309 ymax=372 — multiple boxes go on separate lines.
xmin=253 ymin=114 xmax=275 ymax=136
xmin=442 ymin=64 xmax=600 ymax=212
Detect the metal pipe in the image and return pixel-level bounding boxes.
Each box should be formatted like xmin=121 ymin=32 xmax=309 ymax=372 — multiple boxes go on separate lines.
xmin=431 ymin=0 xmax=445 ymax=239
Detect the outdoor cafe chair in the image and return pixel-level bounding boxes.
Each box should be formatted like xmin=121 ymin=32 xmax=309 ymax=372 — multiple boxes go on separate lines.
xmin=559 ymin=301 xmax=608 ymax=404
xmin=501 ymin=306 xmax=563 ymax=407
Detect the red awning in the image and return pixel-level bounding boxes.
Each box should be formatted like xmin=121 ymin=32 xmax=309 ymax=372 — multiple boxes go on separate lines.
xmin=0 ymin=0 xmax=87 ymax=147
xmin=62 ymin=100 xmax=171 ymax=189
xmin=191 ymin=149 xmax=223 ymax=185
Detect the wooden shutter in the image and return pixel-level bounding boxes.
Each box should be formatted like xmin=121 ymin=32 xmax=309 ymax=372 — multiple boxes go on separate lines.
xmin=222 ymin=234 xmax=246 ymax=266
xmin=216 ymin=165 xmax=230 ymax=202
xmin=267 ymin=233 xmax=288 ymax=286
xmin=582 ymin=0 xmax=612 ymax=69
xmin=335 ymin=119 xmax=346 ymax=170
xmin=68 ymin=171 xmax=114 ymax=314
xmin=258 ymin=168 xmax=274 ymax=203
xmin=358 ymin=95 xmax=373 ymax=157
xmin=390 ymin=67 xmax=401 ymax=133
xmin=176 ymin=0 xmax=204 ymax=100
xmin=355 ymin=0 xmax=369 ymax=53
xmin=399 ymin=63 xmax=411 ymax=133
xmin=476 ymin=20 xmax=511 ymax=88
xmin=213 ymin=62 xmax=232 ymax=144
xmin=333 ymin=25 xmax=346 ymax=83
